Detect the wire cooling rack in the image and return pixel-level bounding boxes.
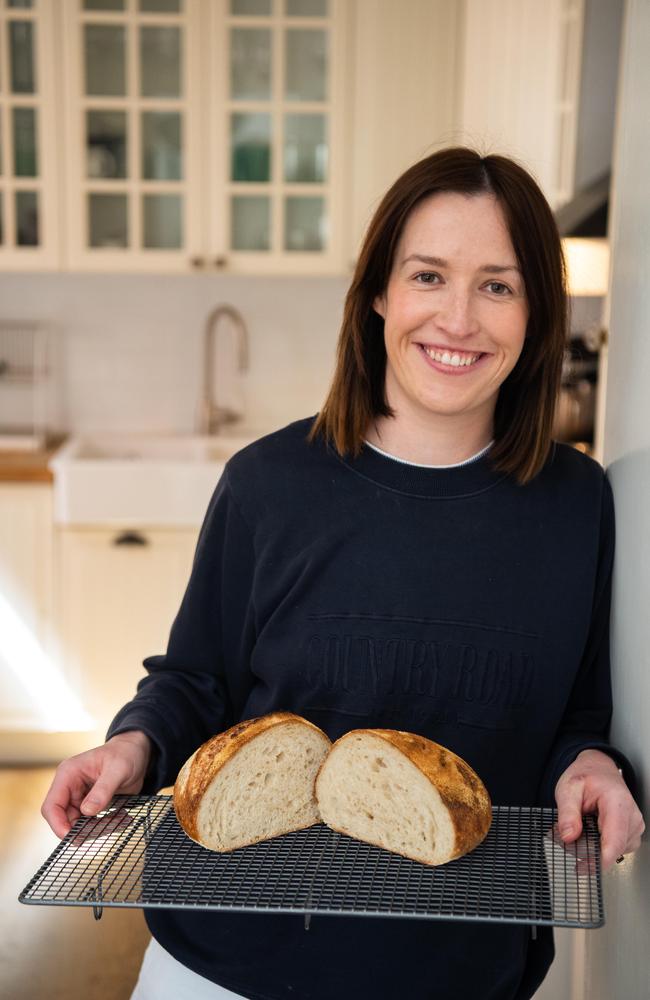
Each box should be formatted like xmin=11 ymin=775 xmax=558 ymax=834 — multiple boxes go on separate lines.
xmin=19 ymin=796 xmax=603 ymax=928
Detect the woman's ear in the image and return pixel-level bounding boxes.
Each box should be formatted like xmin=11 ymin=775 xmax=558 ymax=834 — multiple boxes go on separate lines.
xmin=373 ymin=294 xmax=386 ymax=319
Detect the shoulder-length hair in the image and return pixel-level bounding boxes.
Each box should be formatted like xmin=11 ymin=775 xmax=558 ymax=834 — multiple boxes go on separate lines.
xmin=309 ymin=147 xmax=568 ymax=485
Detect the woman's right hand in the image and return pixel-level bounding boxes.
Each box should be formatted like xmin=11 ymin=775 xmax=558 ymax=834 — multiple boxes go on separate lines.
xmin=41 ymin=730 xmax=153 ymax=839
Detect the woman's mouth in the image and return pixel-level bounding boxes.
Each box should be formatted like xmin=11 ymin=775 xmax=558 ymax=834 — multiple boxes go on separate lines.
xmin=417 ymin=343 xmax=489 ymax=375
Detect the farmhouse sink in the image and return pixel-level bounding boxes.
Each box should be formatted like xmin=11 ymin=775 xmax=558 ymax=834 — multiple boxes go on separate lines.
xmin=50 ymin=432 xmax=258 ymax=526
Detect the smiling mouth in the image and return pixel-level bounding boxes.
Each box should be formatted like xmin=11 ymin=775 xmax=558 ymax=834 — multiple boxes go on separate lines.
xmin=417 ymin=344 xmax=487 ymax=368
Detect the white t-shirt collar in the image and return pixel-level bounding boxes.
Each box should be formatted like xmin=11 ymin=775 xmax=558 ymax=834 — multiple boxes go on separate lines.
xmin=363 ymin=439 xmax=493 ymax=470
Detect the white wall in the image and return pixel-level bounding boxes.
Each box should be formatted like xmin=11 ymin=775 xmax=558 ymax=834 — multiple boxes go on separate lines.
xmin=0 ymin=274 xmax=348 ymax=437
xmin=583 ymin=1 xmax=650 ymax=997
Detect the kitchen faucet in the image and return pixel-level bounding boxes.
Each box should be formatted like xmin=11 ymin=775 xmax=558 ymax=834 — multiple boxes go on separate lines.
xmin=199 ymin=304 xmax=249 ymax=434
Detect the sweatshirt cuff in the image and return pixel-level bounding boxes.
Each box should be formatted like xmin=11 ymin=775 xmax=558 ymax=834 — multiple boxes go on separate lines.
xmin=106 ymin=714 xmax=176 ymax=794
xmin=541 ymin=739 xmax=638 ymax=806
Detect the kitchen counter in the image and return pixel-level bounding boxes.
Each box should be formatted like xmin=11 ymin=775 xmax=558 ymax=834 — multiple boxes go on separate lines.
xmin=0 ymin=435 xmax=66 ymax=484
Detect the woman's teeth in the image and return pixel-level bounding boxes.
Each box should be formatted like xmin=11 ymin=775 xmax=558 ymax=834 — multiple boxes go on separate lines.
xmin=422 ymin=346 xmax=482 ymax=367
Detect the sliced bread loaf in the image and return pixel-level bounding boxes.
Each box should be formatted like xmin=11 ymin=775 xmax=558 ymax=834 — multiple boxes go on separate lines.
xmin=315 ymin=729 xmax=492 ymax=866
xmin=173 ymin=712 xmax=331 ymax=852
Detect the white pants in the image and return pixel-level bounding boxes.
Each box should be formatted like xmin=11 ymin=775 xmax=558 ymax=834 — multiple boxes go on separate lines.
xmin=131 ymin=937 xmax=246 ymax=999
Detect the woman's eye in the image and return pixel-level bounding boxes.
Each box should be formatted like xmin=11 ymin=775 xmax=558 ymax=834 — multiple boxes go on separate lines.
xmin=414 ymin=272 xmax=440 ymax=284
xmin=486 ymin=281 xmax=511 ymax=295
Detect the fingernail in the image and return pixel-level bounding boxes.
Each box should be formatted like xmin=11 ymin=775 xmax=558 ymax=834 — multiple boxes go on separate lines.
xmin=81 ymin=798 xmax=99 ymax=813
xmin=560 ymin=825 xmax=573 ymax=839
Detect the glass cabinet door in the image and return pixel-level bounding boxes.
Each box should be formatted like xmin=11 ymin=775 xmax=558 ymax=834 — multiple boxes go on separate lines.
xmin=0 ymin=0 xmax=60 ymax=268
xmin=64 ymin=0 xmax=202 ymax=270
xmin=210 ymin=0 xmax=346 ymax=271
xmin=58 ymin=0 xmax=348 ymax=273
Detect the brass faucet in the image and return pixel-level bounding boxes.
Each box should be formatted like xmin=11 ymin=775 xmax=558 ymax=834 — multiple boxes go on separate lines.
xmin=199 ymin=305 xmax=249 ymax=434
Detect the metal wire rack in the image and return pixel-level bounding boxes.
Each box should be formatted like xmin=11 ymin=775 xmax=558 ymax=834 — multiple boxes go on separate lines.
xmin=19 ymin=796 xmax=603 ymax=928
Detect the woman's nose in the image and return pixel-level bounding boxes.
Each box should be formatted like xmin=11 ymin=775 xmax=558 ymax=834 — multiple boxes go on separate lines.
xmin=434 ymin=292 xmax=479 ymax=338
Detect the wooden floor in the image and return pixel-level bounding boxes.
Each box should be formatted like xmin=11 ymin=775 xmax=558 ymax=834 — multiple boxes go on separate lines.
xmin=1 ymin=767 xmax=150 ymax=1000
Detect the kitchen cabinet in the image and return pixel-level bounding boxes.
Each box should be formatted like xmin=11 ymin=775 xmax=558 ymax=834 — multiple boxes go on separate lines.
xmin=60 ymin=0 xmax=352 ymax=274
xmin=0 ymin=482 xmax=55 ymax=729
xmin=0 ymin=0 xmax=61 ymax=269
xmin=11 ymin=1 xmax=603 ymax=273
xmin=459 ymin=0 xmax=585 ymax=210
xmin=347 ymin=0 xmax=461 ymax=261
xmin=56 ymin=524 xmax=198 ymax=745
xmin=1 ymin=0 xmax=465 ymax=274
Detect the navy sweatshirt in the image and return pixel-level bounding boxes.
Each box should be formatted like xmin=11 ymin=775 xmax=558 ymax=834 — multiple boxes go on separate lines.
xmin=108 ymin=416 xmax=633 ymax=1000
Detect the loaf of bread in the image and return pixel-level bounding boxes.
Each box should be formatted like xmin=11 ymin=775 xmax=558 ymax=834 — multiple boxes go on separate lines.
xmin=315 ymin=729 xmax=492 ymax=866
xmin=173 ymin=712 xmax=332 ymax=852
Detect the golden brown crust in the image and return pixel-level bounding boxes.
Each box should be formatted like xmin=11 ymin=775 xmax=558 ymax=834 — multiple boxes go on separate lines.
xmin=333 ymin=729 xmax=492 ymax=861
xmin=173 ymin=712 xmax=330 ymax=844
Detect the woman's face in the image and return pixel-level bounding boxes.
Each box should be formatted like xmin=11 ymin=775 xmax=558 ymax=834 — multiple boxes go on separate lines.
xmin=373 ymin=191 xmax=529 ymax=432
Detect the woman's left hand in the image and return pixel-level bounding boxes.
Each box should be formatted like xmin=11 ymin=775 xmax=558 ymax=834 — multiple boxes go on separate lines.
xmin=555 ymin=748 xmax=645 ymax=870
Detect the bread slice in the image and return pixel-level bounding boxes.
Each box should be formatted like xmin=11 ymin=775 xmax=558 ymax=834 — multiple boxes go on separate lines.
xmin=315 ymin=729 xmax=492 ymax=866
xmin=173 ymin=712 xmax=332 ymax=851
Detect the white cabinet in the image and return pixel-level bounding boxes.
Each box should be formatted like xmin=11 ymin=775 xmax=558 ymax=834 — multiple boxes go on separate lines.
xmin=0 ymin=494 xmax=198 ymax=753
xmin=459 ymin=0 xmax=585 ymax=210
xmin=1 ymin=0 xmax=466 ymax=274
xmin=204 ymin=0 xmax=351 ymax=274
xmin=57 ymin=525 xmax=197 ymax=746
xmin=0 ymin=0 xmax=61 ymax=269
xmin=0 ymin=483 xmax=55 ymax=729
xmin=348 ymin=0 xmax=461 ymax=260
xmin=61 ymin=0 xmax=205 ymax=273
xmin=60 ymin=0 xmax=351 ymax=274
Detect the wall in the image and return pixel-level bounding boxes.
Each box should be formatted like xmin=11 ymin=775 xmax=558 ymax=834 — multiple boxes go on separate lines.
xmin=0 ymin=274 xmax=348 ymax=437
xmin=583 ymin=1 xmax=650 ymax=997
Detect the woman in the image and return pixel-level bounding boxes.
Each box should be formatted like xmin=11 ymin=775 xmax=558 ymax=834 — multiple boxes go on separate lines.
xmin=42 ymin=147 xmax=644 ymax=1000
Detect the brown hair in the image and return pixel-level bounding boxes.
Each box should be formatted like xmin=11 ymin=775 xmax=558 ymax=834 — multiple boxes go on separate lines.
xmin=309 ymin=147 xmax=568 ymax=485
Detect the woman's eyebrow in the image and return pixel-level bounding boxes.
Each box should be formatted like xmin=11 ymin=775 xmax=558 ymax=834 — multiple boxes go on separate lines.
xmin=401 ymin=253 xmax=521 ymax=274
xmin=481 ymin=264 xmax=522 ymax=275
xmin=401 ymin=253 xmax=447 ymax=267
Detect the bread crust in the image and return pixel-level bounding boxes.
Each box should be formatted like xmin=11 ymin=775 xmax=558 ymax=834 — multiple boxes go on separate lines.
xmin=173 ymin=712 xmax=330 ymax=845
xmin=316 ymin=729 xmax=492 ymax=864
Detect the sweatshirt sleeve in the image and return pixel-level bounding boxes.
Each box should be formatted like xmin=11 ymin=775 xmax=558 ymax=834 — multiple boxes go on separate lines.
xmin=539 ymin=472 xmax=637 ymax=805
xmin=106 ymin=467 xmax=257 ymax=792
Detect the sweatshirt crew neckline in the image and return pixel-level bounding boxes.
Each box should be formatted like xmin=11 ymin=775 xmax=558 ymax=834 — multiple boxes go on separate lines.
xmin=334 ymin=436 xmax=507 ymax=499
xmin=363 ymin=438 xmax=494 ymax=469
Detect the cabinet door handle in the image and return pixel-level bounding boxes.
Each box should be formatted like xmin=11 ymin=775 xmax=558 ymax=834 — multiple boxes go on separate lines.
xmin=112 ymin=530 xmax=149 ymax=547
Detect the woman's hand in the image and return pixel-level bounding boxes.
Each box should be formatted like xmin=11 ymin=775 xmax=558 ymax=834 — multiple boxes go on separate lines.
xmin=555 ymin=748 xmax=645 ymax=870
xmin=41 ymin=730 xmax=152 ymax=839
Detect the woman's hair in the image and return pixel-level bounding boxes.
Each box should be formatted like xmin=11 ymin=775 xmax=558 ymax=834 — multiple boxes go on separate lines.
xmin=309 ymin=146 xmax=568 ymax=485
